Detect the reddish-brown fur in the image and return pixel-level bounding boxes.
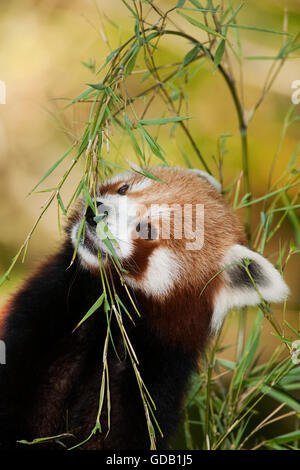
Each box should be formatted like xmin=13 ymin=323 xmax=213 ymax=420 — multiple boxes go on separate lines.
xmin=0 ymin=300 xmax=11 ymax=337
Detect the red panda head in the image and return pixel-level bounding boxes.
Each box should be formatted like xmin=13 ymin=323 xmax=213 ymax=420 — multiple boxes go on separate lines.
xmin=69 ymin=166 xmax=289 ymax=348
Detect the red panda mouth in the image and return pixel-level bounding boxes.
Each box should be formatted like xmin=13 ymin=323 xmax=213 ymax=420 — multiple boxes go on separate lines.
xmin=71 ymin=221 xmax=106 ymax=267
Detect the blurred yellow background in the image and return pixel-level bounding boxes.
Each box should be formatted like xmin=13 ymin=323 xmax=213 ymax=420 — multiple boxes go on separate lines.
xmin=0 ymin=0 xmax=299 ymax=360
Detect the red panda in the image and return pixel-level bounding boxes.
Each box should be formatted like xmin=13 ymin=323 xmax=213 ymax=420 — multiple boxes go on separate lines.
xmin=0 ymin=166 xmax=289 ymax=450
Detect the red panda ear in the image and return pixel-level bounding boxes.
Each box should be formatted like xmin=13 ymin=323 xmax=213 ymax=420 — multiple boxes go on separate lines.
xmin=210 ymin=244 xmax=289 ymax=333
xmin=187 ymin=169 xmax=222 ymax=193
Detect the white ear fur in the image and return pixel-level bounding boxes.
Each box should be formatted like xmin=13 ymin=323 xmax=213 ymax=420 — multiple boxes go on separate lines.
xmin=188 ymin=169 xmax=222 ymax=193
xmin=211 ymin=244 xmax=289 ymax=333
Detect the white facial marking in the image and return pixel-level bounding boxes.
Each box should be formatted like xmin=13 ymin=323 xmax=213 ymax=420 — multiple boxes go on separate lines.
xmin=140 ymin=247 xmax=181 ymax=298
xmin=131 ymin=178 xmax=152 ymax=192
xmin=71 ymin=223 xmax=81 ymax=250
xmin=71 ymin=223 xmax=99 ymax=267
xmin=211 ymin=244 xmax=289 ymax=333
xmin=105 ymin=171 xmax=131 ymax=185
xmin=95 ymin=194 xmax=138 ymax=259
xmin=78 ymin=246 xmax=99 ymax=268
xmin=72 ymin=171 xmax=154 ymax=266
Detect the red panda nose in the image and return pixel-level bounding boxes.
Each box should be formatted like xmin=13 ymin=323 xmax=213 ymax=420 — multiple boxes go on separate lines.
xmin=86 ymin=203 xmax=109 ymax=227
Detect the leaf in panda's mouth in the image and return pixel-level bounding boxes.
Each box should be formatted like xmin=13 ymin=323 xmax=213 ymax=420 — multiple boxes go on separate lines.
xmin=96 ymin=219 xmax=121 ymax=267
xmin=93 ymin=214 xmax=107 ymax=224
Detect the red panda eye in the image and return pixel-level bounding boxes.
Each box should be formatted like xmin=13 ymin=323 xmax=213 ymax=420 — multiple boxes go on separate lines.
xmin=117 ymin=184 xmax=129 ymax=195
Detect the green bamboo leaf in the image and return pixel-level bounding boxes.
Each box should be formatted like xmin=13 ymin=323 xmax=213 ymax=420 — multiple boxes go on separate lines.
xmin=177 ymin=11 xmax=226 ymax=39
xmin=124 ymin=113 xmax=145 ymax=162
xmin=96 ymin=221 xmax=120 ymax=266
xmin=283 ymin=42 xmax=300 ymax=55
xmin=97 ymin=49 xmax=119 ymax=74
xmin=238 ymin=183 xmax=298 ymax=208
xmin=283 ymin=320 xmax=300 ymax=338
xmin=100 ymin=160 xmax=128 ymax=171
xmin=279 ymin=384 xmax=300 ymax=391
xmin=179 ymin=149 xmax=193 ymax=168
xmin=245 ymin=56 xmax=282 ymax=60
xmin=125 ymin=44 xmax=140 ymax=76
xmin=134 ymin=19 xmax=141 ymax=42
xmin=266 ymin=430 xmax=300 ymax=446
xmin=138 ymin=116 xmax=190 ymax=126
xmin=238 ymin=192 xmax=251 ymax=207
xmin=270 ymin=205 xmax=300 ymax=213
xmin=188 ymin=0 xmax=204 ymax=8
xmin=233 ymin=311 xmax=263 ymax=388
xmin=185 ymin=0 xmax=218 ymax=12
xmin=104 ymin=104 xmax=121 ymax=132
xmin=18 ymin=433 xmax=74 ymax=446
xmin=93 ymin=214 xmax=107 ymax=224
xmin=170 ymin=88 xmax=180 ymax=102
xmin=225 ymin=3 xmax=244 ymax=25
xmin=87 ymin=82 xmax=107 ymax=91
xmin=259 ymin=385 xmax=300 ymax=413
xmin=28 ymin=143 xmax=76 ymax=195
xmin=115 ymin=295 xmax=135 ymax=322
xmin=278 ymin=366 xmax=300 ymax=386
xmin=137 ymin=124 xmax=167 ymax=164
xmin=214 ymin=39 xmax=226 ymax=66
xmin=81 ymin=58 xmax=95 ymax=72
xmin=182 ymin=45 xmax=200 ymax=67
xmin=90 ymin=106 xmax=107 ymax=141
xmin=278 ymin=33 xmax=300 ymax=58
xmin=82 ymin=182 xmax=96 ymax=213
xmin=132 ymin=168 xmax=166 ymax=183
xmin=57 ymin=192 xmax=67 ymax=216
xmin=73 ymin=179 xmax=85 ymax=203
xmin=288 ymin=141 xmax=300 ymax=169
xmin=225 ymin=24 xmax=293 ymax=36
xmin=78 ymin=127 xmax=90 ymax=155
xmin=121 ymin=0 xmax=138 ymax=19
xmin=73 ymin=293 xmax=105 ymax=331
xmin=216 ymin=358 xmax=236 ymax=370
xmin=144 ymin=32 xmax=160 ymax=44
xmin=66 ymin=87 xmax=97 ymax=108
xmin=34 ymin=187 xmax=58 ymax=193
xmin=106 ymin=49 xmax=118 ymax=62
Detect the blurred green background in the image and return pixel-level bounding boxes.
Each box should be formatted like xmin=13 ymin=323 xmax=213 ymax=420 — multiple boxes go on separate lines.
xmin=0 ymin=0 xmax=299 ymax=364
